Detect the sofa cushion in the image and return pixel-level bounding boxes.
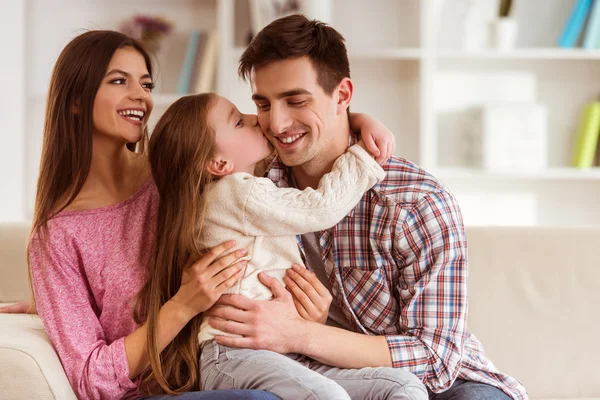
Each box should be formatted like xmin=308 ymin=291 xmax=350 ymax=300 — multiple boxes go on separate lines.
xmin=466 ymin=227 xmax=600 ymax=400
xmin=0 ymin=312 xmax=76 ymax=399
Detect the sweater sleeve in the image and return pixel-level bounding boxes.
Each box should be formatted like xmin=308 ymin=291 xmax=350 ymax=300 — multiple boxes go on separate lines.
xmin=29 ymin=236 xmax=137 ymax=400
xmin=239 ymin=144 xmax=385 ymax=236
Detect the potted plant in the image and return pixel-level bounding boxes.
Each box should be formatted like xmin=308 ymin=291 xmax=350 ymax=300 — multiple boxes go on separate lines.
xmin=492 ymin=0 xmax=518 ymax=50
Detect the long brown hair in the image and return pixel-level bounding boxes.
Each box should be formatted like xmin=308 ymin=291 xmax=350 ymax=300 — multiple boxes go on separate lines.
xmin=27 ymin=31 xmax=153 ymax=302
xmin=137 ymin=93 xmax=218 ymax=394
xmin=239 ymin=14 xmax=350 ymax=95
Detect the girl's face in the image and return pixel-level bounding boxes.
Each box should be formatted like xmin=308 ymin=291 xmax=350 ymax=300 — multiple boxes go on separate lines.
xmin=209 ymin=96 xmax=273 ymax=175
xmin=92 ymin=47 xmax=154 ymax=146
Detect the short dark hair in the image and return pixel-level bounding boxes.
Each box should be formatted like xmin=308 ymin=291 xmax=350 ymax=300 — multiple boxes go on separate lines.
xmin=239 ymin=14 xmax=350 ymax=95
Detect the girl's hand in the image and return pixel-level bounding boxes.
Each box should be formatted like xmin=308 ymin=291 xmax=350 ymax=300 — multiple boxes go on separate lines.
xmin=349 ymin=112 xmax=395 ymax=165
xmin=283 ymin=264 xmax=332 ymax=324
xmin=169 ymin=241 xmax=247 ymax=321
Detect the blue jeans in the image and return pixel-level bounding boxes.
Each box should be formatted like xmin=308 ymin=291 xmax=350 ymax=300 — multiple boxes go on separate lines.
xmin=142 ymin=390 xmax=280 ymax=399
xmin=428 ymin=379 xmax=511 ymax=400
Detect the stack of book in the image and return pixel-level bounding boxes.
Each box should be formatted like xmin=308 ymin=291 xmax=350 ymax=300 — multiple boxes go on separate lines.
xmin=558 ymin=0 xmax=600 ymax=49
xmin=177 ymin=30 xmax=218 ymax=94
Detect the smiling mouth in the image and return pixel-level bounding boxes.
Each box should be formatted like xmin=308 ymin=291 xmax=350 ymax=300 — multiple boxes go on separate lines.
xmin=118 ymin=109 xmax=146 ymax=122
xmin=277 ymin=133 xmax=306 ymax=144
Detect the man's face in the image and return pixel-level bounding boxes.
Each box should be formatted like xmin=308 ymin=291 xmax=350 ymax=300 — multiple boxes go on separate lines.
xmin=250 ymin=57 xmax=338 ymax=168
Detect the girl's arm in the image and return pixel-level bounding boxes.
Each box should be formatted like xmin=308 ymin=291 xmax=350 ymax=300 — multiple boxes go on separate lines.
xmin=214 ymin=144 xmax=385 ymax=238
xmin=349 ymin=112 xmax=396 ymax=164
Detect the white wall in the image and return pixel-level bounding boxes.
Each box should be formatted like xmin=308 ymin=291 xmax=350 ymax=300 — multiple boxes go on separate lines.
xmin=0 ymin=1 xmax=26 ymax=221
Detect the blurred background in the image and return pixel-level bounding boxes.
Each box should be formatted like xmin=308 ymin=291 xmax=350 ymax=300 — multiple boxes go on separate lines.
xmin=1 ymin=0 xmax=599 ymax=226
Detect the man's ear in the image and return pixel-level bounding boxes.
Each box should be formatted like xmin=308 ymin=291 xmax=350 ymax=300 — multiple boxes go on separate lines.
xmin=335 ymin=78 xmax=353 ymax=115
xmin=207 ymin=158 xmax=234 ymax=177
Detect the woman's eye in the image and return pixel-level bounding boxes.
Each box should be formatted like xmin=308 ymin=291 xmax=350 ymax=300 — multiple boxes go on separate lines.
xmin=142 ymin=82 xmax=155 ymax=91
xmin=110 ymin=78 xmax=126 ymax=85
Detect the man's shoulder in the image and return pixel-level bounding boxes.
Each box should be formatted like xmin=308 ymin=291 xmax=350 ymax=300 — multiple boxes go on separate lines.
xmin=375 ymin=156 xmax=452 ymax=207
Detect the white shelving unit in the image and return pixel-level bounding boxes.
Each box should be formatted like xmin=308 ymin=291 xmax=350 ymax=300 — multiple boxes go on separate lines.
xmin=3 ymin=0 xmax=599 ymax=225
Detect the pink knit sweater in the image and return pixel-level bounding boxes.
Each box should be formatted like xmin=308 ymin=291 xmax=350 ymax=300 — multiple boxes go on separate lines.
xmin=30 ymin=178 xmax=158 ymax=400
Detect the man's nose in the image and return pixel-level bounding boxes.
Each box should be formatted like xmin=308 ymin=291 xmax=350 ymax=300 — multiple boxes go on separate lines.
xmin=270 ymin=105 xmax=292 ymax=134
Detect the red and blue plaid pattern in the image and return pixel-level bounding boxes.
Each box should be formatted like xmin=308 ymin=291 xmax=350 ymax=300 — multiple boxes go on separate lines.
xmin=266 ymin=143 xmax=527 ymax=399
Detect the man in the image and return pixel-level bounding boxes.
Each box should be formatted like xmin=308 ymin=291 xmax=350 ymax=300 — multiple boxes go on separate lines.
xmin=206 ymin=14 xmax=527 ymax=400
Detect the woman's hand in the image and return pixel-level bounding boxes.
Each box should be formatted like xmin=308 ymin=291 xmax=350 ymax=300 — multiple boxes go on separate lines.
xmin=349 ymin=112 xmax=396 ymax=164
xmin=283 ymin=264 xmax=333 ymax=324
xmin=0 ymin=301 xmax=36 ymax=314
xmin=169 ymin=241 xmax=247 ymax=322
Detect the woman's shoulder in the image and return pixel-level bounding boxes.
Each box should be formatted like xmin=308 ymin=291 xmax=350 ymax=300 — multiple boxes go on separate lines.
xmin=32 ymin=177 xmax=158 ymax=250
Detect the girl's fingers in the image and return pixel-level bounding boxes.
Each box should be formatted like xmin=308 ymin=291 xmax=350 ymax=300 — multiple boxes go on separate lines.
xmin=363 ymin=134 xmax=380 ymax=157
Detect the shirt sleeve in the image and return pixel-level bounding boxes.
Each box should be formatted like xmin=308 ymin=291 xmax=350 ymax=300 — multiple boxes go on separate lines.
xmin=240 ymin=144 xmax=385 ymax=236
xmin=387 ymin=189 xmax=468 ymax=393
xmin=29 ymin=235 xmax=137 ymax=400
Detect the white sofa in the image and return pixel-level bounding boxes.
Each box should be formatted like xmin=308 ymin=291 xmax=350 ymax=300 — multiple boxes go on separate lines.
xmin=1 ymin=222 xmax=599 ymax=399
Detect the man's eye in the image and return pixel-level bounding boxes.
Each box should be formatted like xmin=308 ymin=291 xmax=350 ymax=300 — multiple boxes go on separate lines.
xmin=257 ymin=104 xmax=270 ymax=111
xmin=288 ymin=101 xmax=305 ymax=107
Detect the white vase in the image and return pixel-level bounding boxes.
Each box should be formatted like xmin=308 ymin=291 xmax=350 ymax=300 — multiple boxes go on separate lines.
xmin=491 ymin=18 xmax=518 ymax=51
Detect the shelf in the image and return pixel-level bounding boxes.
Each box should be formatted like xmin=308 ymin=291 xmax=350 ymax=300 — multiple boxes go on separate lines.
xmin=347 ymin=48 xmax=422 ymax=60
xmin=433 ymin=167 xmax=600 ymax=181
xmin=437 ymin=48 xmax=600 ymax=60
xmin=232 ymin=47 xmax=422 ymax=60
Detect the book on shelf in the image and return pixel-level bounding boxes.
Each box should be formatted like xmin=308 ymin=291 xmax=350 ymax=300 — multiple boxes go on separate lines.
xmin=572 ymin=101 xmax=600 ymax=168
xmin=177 ymin=30 xmax=218 ymax=94
xmin=558 ymin=0 xmax=593 ymax=48
xmin=583 ymin=0 xmax=600 ymax=48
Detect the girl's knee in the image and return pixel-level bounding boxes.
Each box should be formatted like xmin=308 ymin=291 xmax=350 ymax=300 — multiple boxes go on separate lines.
xmin=370 ymin=368 xmax=428 ymax=400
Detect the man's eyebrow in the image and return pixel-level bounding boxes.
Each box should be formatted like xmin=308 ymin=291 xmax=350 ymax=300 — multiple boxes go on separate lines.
xmin=252 ymin=88 xmax=312 ymax=102
xmin=105 ymin=69 xmax=152 ymax=80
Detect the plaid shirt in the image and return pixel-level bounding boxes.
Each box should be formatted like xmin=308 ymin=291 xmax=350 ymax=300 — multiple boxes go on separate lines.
xmin=266 ymin=138 xmax=528 ymax=400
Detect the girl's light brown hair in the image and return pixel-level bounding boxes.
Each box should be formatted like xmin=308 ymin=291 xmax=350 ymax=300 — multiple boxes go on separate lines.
xmin=137 ymin=93 xmax=218 ymax=395
xmin=28 ymin=30 xmax=153 ymax=303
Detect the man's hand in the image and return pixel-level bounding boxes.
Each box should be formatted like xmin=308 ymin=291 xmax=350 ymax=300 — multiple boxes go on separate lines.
xmin=205 ymin=272 xmax=307 ymax=354
xmin=283 ymin=264 xmax=332 ymax=324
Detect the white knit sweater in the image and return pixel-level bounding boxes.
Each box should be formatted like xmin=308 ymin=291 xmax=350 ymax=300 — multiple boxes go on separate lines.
xmin=198 ymin=144 xmax=385 ymax=342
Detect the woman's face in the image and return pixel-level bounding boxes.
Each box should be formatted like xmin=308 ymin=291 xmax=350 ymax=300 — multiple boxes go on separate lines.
xmin=92 ymin=47 xmax=154 ymax=145
xmin=209 ymin=96 xmax=273 ymax=174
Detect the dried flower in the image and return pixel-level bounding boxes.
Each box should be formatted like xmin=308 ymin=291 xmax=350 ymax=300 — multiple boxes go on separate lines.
xmin=119 ymin=15 xmax=173 ymax=53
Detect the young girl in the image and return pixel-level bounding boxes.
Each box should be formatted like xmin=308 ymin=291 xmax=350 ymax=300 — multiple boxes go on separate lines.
xmin=143 ymin=93 xmax=427 ymax=399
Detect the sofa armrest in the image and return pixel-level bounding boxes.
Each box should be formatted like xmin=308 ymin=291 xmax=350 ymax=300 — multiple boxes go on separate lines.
xmin=0 ymin=313 xmax=77 ymax=399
